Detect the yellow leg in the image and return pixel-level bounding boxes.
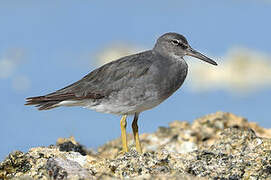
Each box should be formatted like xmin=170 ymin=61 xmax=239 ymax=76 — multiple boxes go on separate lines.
xmin=132 ymin=113 xmax=142 ymax=153
xmin=120 ymin=115 xmax=128 ymax=152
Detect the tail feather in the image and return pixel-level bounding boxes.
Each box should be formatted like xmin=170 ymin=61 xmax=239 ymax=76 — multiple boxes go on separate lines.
xmin=25 ymin=91 xmax=104 ymax=110
xmin=25 ymin=96 xmax=61 ymax=110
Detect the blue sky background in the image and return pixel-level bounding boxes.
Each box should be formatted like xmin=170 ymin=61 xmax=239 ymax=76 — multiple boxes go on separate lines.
xmin=1 ymin=0 xmax=271 ymax=160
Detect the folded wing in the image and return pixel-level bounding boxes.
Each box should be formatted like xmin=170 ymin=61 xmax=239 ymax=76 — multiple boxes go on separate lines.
xmin=25 ymin=51 xmax=153 ymax=110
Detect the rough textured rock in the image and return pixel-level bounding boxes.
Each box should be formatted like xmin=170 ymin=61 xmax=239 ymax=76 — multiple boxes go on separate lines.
xmin=1 ymin=112 xmax=271 ymax=179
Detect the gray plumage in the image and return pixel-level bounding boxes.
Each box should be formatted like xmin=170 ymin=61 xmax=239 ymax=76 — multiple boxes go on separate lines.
xmin=25 ymin=32 xmax=217 ymax=115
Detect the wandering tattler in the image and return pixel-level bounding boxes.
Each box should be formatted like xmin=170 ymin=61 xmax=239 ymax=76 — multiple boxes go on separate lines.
xmin=25 ymin=32 xmax=217 ymax=153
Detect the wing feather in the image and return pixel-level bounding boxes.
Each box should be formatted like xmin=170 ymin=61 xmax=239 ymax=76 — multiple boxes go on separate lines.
xmin=25 ymin=50 xmax=154 ymax=110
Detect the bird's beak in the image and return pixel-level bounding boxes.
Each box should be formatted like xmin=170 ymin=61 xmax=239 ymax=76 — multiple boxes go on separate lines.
xmin=186 ymin=47 xmax=217 ymax=66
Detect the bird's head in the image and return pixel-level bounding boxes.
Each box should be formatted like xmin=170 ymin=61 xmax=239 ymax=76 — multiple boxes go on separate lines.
xmin=153 ymin=32 xmax=217 ymax=66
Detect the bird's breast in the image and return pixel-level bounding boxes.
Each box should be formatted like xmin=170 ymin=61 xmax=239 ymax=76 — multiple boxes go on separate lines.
xmin=155 ymin=59 xmax=188 ymax=99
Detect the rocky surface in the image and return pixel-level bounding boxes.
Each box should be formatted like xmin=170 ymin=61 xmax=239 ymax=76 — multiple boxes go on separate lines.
xmin=1 ymin=112 xmax=271 ymax=179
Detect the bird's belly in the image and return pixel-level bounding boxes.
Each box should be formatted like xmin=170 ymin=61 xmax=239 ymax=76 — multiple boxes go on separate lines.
xmin=79 ymin=87 xmax=164 ymax=115
xmin=84 ymin=99 xmax=163 ymax=115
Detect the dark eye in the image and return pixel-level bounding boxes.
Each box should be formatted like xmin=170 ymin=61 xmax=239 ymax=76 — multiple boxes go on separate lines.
xmin=179 ymin=43 xmax=188 ymax=49
xmin=171 ymin=39 xmax=179 ymax=46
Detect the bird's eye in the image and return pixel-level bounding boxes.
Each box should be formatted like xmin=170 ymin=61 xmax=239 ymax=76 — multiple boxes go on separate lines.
xmin=171 ymin=39 xmax=179 ymax=46
xmin=179 ymin=43 xmax=188 ymax=49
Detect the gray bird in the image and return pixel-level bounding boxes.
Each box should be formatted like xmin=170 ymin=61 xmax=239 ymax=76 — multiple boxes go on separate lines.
xmin=25 ymin=32 xmax=217 ymax=153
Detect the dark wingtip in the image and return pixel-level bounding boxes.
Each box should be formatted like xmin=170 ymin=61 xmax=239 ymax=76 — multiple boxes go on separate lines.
xmin=24 ymin=98 xmax=35 ymax=106
xmin=24 ymin=95 xmax=59 ymax=110
xmin=24 ymin=96 xmax=42 ymax=106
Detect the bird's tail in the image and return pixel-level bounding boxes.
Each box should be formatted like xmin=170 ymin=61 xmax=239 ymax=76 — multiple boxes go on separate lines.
xmin=25 ymin=96 xmax=61 ymax=110
xmin=25 ymin=89 xmax=104 ymax=110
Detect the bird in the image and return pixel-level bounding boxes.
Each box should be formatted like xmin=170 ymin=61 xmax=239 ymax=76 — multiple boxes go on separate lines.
xmin=25 ymin=32 xmax=217 ymax=153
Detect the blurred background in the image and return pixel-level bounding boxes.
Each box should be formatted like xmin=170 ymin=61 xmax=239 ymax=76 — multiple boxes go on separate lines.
xmin=1 ymin=1 xmax=271 ymax=160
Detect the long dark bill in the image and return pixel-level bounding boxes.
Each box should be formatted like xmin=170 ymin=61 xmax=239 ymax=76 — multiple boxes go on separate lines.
xmin=186 ymin=47 xmax=218 ymax=66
